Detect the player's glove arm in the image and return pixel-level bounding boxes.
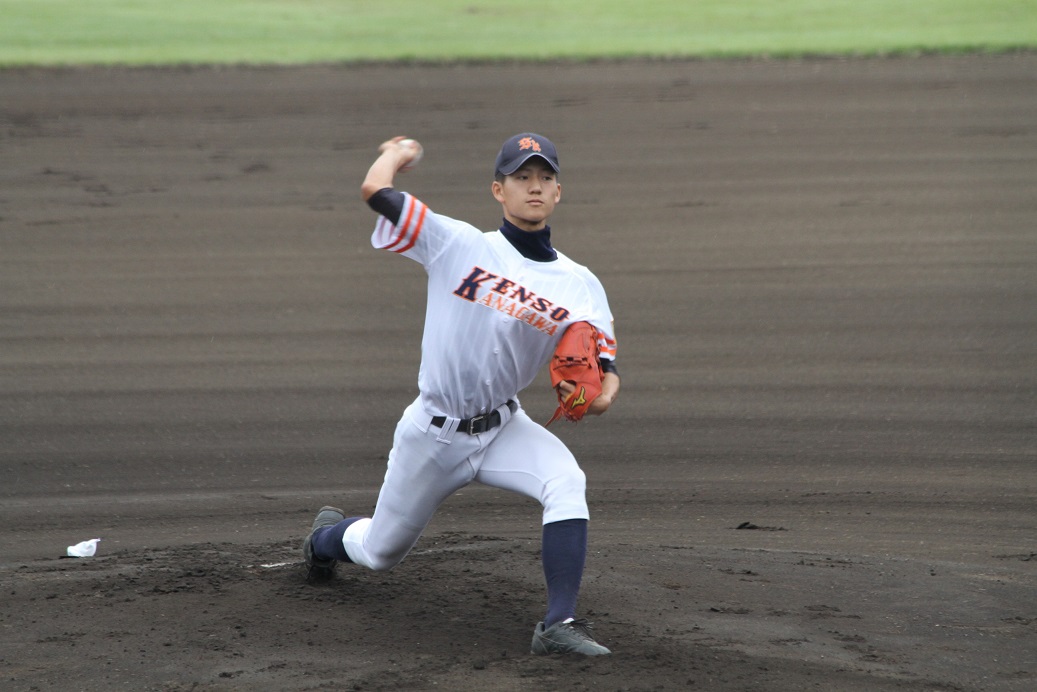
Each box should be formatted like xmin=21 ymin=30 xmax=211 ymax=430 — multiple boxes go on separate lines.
xmin=592 ymin=370 xmax=620 ymax=414
xmin=547 ymin=322 xmax=620 ymax=424
xmin=556 ymin=368 xmax=619 ymax=417
xmin=367 ymin=187 xmax=405 ymax=225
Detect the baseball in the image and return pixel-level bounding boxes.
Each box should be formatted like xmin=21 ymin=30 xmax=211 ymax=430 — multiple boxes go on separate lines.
xmin=398 ymin=138 xmax=423 ymax=168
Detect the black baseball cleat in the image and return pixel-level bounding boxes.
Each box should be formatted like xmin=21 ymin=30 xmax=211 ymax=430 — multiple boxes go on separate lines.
xmin=531 ymin=618 xmax=611 ymax=655
xmin=302 ymin=505 xmax=345 ymax=583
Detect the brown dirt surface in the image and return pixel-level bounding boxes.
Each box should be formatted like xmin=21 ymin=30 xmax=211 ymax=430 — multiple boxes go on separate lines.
xmin=1 ymin=55 xmax=1035 ymax=691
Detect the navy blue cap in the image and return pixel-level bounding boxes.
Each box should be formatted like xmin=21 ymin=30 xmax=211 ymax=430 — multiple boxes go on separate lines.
xmin=494 ymin=133 xmax=560 ymax=176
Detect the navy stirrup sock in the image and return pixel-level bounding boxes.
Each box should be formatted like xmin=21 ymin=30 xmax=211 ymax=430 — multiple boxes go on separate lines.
xmin=542 ymin=518 xmax=588 ymax=628
xmin=312 ymin=517 xmax=361 ymax=563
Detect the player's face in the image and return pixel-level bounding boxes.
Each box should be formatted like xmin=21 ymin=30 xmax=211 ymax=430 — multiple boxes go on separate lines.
xmin=492 ymin=159 xmax=561 ymax=232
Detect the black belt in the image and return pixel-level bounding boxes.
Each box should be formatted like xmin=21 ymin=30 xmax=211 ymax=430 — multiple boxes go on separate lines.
xmin=432 ymin=400 xmax=517 ymax=435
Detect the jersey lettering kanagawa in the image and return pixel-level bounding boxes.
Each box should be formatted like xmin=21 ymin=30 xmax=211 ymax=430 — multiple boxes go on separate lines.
xmin=372 ymin=193 xmax=616 ymax=419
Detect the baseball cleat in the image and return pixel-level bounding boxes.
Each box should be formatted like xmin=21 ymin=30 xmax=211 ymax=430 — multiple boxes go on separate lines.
xmin=531 ymin=618 xmax=611 ymax=656
xmin=303 ymin=505 xmax=345 ymax=583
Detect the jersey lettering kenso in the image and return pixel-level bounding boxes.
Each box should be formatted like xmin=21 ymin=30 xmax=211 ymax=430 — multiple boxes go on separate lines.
xmin=453 ymin=266 xmax=570 ymax=335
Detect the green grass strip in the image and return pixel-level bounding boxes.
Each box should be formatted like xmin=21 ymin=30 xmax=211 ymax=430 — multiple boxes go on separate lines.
xmin=1 ymin=0 xmax=1035 ymax=66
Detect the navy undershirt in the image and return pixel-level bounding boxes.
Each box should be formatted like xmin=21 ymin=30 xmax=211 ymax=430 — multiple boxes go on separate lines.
xmin=498 ymin=218 xmax=557 ymax=262
xmin=367 ymin=187 xmax=405 ymax=223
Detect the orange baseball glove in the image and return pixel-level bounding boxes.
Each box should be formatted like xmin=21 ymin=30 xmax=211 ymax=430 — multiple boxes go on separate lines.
xmin=546 ymin=321 xmax=604 ymax=425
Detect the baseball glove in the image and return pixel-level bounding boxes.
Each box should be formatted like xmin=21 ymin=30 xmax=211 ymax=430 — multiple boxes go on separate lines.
xmin=546 ymin=321 xmax=604 ymax=425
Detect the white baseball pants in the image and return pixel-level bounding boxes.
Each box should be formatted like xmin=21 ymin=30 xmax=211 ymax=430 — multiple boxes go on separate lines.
xmin=342 ymin=397 xmax=589 ymax=571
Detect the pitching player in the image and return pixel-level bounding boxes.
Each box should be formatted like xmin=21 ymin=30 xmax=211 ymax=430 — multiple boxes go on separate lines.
xmin=303 ymin=133 xmax=620 ymax=655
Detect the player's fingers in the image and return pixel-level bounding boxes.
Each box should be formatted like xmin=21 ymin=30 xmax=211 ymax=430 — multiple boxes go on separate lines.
xmin=555 ymin=381 xmax=576 ymax=398
xmin=378 ymin=136 xmax=408 ymax=153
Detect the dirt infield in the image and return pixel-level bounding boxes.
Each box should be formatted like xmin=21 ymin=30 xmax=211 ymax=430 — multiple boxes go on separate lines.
xmin=2 ymin=55 xmax=1035 ymax=690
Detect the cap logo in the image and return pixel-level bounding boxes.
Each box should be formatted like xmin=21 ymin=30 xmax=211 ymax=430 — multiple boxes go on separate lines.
xmin=517 ymin=136 xmax=542 ymax=153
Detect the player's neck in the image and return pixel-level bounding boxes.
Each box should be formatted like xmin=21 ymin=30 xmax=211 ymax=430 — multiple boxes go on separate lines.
xmin=503 ymin=212 xmax=549 ymax=233
xmin=499 ymin=218 xmax=557 ymax=262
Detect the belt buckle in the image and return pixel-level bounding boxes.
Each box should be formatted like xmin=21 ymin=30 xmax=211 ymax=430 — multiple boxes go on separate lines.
xmin=465 ymin=413 xmax=489 ymax=435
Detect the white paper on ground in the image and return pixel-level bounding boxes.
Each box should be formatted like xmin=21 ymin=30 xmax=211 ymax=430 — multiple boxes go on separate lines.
xmin=66 ymin=538 xmax=101 ymax=557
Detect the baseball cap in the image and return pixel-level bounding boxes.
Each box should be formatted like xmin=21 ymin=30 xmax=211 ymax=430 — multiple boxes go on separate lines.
xmin=494 ymin=133 xmax=560 ymax=176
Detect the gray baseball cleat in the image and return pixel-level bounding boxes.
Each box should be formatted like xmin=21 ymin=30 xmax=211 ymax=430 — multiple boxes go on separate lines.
xmin=531 ymin=618 xmax=611 ymax=655
xmin=302 ymin=505 xmax=345 ymax=582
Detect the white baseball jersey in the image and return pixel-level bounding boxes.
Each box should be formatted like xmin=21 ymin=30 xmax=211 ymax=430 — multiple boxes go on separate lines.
xmin=371 ymin=192 xmax=617 ymax=420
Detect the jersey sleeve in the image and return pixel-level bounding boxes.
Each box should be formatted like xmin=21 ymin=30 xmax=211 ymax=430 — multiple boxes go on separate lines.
xmin=574 ymin=266 xmax=618 ymax=362
xmin=597 ymin=325 xmax=618 ymax=362
xmin=370 ymin=192 xmax=482 ymax=270
xmin=371 ymin=192 xmax=430 ymax=258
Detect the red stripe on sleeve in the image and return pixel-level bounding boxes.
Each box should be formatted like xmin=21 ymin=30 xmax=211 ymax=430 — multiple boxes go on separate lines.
xmin=385 ymin=197 xmax=417 ymax=252
xmin=393 ymin=202 xmax=427 ymax=254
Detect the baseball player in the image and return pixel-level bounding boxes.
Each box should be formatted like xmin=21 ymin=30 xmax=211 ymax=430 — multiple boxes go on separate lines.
xmin=303 ymin=133 xmax=620 ymax=655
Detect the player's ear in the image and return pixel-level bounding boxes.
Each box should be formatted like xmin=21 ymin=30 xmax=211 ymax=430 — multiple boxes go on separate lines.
xmin=491 ymin=179 xmax=505 ymax=202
